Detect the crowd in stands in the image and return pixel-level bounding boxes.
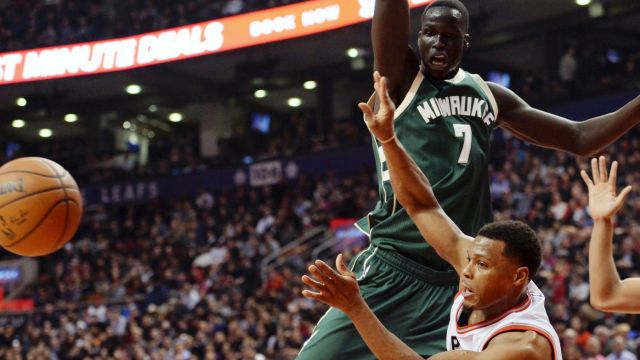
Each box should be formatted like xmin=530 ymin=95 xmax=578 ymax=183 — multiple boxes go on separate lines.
xmin=0 ymin=126 xmax=640 ymax=358
xmin=2 ymin=110 xmax=369 ymax=186
xmin=0 ymin=167 xmax=376 ymax=359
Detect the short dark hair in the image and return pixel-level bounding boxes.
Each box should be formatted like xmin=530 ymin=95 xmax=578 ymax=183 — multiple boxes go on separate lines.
xmin=477 ymin=220 xmax=541 ymax=279
xmin=422 ymin=0 xmax=469 ymax=33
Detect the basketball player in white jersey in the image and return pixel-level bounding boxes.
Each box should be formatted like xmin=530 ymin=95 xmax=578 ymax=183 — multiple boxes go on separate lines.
xmin=301 ymin=73 xmax=561 ymax=359
xmin=580 ymin=156 xmax=639 ymax=313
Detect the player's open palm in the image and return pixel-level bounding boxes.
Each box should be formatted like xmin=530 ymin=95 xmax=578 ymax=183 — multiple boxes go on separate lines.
xmin=301 ymin=254 xmax=363 ymax=314
xmin=359 ymin=71 xmax=396 ymax=143
xmin=580 ymin=156 xmax=632 ymax=221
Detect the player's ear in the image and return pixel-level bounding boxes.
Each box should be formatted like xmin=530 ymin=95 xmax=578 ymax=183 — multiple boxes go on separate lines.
xmin=513 ymin=266 xmax=528 ymax=287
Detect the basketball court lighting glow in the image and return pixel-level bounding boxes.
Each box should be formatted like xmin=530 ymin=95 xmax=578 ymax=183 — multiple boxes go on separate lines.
xmin=148 ymin=104 xmax=158 ymax=112
xmin=123 ymin=121 xmax=131 ymax=129
xmin=287 ymin=97 xmax=302 ymax=107
xmin=576 ymin=0 xmax=591 ymax=5
xmin=38 ymin=128 xmax=53 ymax=138
xmin=254 ymin=89 xmax=267 ymax=98
xmin=11 ymin=119 xmax=25 ymax=128
xmin=303 ymin=80 xmax=317 ymax=90
xmin=126 ymin=84 xmax=142 ymax=94
xmin=347 ymin=48 xmax=359 ymax=58
xmin=64 ymin=113 xmax=78 ymax=123
xmin=16 ymin=97 xmax=27 ymax=107
xmin=168 ymin=112 xmax=183 ymax=122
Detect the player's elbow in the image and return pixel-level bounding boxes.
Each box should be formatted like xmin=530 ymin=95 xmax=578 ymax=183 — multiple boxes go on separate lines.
xmin=590 ymin=294 xmax=617 ymax=312
xmin=571 ymin=123 xmax=601 ymax=157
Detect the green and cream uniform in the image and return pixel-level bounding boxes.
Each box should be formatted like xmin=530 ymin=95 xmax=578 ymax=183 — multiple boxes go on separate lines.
xmin=297 ymin=68 xmax=498 ymax=360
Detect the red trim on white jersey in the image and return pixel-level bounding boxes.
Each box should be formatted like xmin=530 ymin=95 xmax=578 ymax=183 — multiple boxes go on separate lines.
xmin=446 ymin=282 xmax=562 ymax=360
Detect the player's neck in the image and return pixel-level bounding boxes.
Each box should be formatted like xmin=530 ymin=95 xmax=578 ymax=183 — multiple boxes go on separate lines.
xmin=468 ymin=291 xmax=528 ymax=325
xmin=420 ymin=64 xmax=460 ymax=81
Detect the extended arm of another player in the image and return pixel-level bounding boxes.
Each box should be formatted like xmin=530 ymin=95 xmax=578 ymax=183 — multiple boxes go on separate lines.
xmin=581 ymin=157 xmax=640 ymax=313
xmin=489 ymin=82 xmax=640 ymax=157
xmin=381 ymin=138 xmax=471 ymax=274
xmin=430 ymin=331 xmax=553 ymax=360
xmin=589 ymin=219 xmax=640 ymax=313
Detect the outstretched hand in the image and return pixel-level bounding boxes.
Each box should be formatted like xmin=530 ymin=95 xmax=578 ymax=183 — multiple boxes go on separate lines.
xmin=301 ymin=254 xmax=364 ymax=315
xmin=580 ymin=156 xmax=632 ymax=221
xmin=359 ymin=71 xmax=397 ymax=144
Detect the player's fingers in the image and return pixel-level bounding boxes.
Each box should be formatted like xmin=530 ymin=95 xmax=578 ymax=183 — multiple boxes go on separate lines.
xmin=609 ymin=161 xmax=618 ymax=186
xmin=302 ymin=290 xmax=325 ymax=302
xmin=616 ymin=185 xmax=633 ymax=203
xmin=580 ymin=170 xmax=594 ymax=188
xmin=599 ymin=156 xmax=608 ymax=182
xmin=301 ymin=275 xmax=324 ymax=291
xmin=591 ymin=158 xmax=600 ymax=183
xmin=358 ymin=103 xmax=374 ymax=122
xmin=308 ymin=264 xmax=330 ymax=284
xmin=315 ymin=260 xmax=339 ymax=280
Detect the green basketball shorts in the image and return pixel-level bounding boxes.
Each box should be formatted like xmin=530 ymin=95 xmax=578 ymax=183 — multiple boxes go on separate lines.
xmin=296 ymin=245 xmax=459 ymax=359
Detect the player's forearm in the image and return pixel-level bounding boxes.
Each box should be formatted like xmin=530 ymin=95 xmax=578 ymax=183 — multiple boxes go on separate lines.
xmin=347 ymin=299 xmax=423 ymax=360
xmin=372 ymin=0 xmax=410 ymax=91
xmin=575 ymin=95 xmax=640 ymax=156
xmin=381 ymin=138 xmax=440 ymax=213
xmin=588 ymin=218 xmax=623 ymax=310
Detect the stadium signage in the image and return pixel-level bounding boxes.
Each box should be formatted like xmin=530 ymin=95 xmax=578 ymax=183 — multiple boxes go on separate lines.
xmin=99 ymin=181 xmax=160 ymax=205
xmin=0 ymin=0 xmax=432 ymax=85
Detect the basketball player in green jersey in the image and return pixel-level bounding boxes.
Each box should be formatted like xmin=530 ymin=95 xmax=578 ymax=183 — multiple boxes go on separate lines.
xmin=297 ymin=0 xmax=640 ymax=358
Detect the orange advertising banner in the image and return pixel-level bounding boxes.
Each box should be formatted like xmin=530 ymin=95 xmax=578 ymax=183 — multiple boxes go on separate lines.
xmin=0 ymin=0 xmax=432 ymax=85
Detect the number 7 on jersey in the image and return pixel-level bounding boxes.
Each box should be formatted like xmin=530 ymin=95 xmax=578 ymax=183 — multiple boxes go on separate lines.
xmin=453 ymin=124 xmax=472 ymax=164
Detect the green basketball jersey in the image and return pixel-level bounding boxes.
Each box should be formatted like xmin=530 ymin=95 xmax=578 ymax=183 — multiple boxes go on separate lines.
xmin=356 ymin=68 xmax=498 ymax=271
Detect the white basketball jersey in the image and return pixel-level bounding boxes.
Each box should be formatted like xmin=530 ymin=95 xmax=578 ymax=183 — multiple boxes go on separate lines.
xmin=446 ymin=281 xmax=562 ymax=360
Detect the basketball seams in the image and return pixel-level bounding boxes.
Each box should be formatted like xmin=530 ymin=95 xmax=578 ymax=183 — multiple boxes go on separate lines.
xmin=0 ymin=186 xmax=79 ymax=210
xmin=0 ymin=170 xmax=68 ymax=179
xmin=3 ymin=199 xmax=79 ymax=249
xmin=38 ymin=158 xmax=71 ymax=252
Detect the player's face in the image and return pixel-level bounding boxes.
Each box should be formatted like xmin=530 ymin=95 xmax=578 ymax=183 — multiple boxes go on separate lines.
xmin=460 ymin=237 xmax=526 ymax=314
xmin=417 ymin=7 xmax=468 ymax=80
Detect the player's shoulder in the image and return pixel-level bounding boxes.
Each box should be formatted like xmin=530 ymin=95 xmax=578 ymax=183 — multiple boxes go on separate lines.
xmin=486 ymin=330 xmax=552 ymax=360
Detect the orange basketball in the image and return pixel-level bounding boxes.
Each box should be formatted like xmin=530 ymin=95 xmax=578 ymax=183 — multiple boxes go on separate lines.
xmin=0 ymin=157 xmax=83 ymax=257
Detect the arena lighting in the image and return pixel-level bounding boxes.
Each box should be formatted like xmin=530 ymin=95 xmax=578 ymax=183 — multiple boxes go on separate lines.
xmin=122 ymin=121 xmax=131 ymax=129
xmin=303 ymin=80 xmax=317 ymax=90
xmin=38 ymin=128 xmax=53 ymax=138
xmin=11 ymin=119 xmax=25 ymax=128
xmin=254 ymin=89 xmax=268 ymax=98
xmin=288 ymin=97 xmax=302 ymax=107
xmin=347 ymin=48 xmax=359 ymax=58
xmin=16 ymin=97 xmax=27 ymax=107
xmin=126 ymin=84 xmax=142 ymax=94
xmin=168 ymin=112 xmax=183 ymax=122
xmin=148 ymin=104 xmax=158 ymax=112
xmin=576 ymin=0 xmax=591 ymax=5
xmin=64 ymin=113 xmax=78 ymax=123
xmin=0 ymin=0 xmax=433 ymax=85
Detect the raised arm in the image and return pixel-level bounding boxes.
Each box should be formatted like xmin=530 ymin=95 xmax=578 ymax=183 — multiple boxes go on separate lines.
xmin=490 ymin=82 xmax=640 ymax=157
xmin=580 ymin=156 xmax=640 ymax=313
xmin=372 ymin=0 xmax=419 ymax=104
xmin=360 ymin=72 xmax=471 ymax=274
